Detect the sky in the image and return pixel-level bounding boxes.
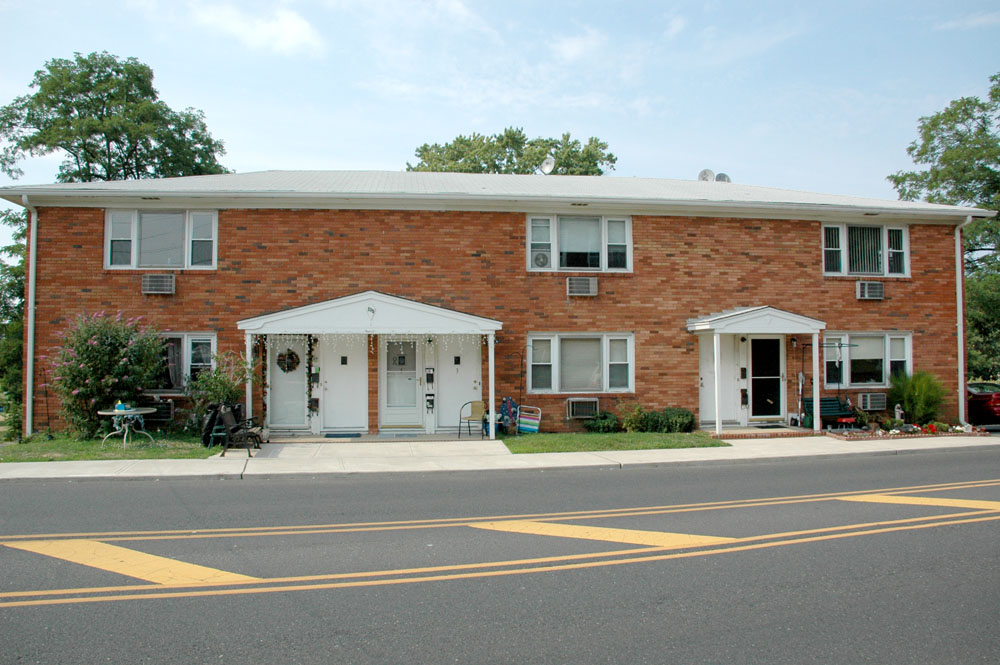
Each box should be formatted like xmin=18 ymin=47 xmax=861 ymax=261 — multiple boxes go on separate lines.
xmin=1 ymin=0 xmax=999 ymax=249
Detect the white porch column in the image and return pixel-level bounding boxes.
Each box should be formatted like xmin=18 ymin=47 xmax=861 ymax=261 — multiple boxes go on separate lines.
xmin=245 ymin=333 xmax=254 ymax=419
xmin=713 ymin=332 xmax=722 ymax=436
xmin=488 ymin=333 xmax=496 ymax=440
xmin=812 ymin=332 xmax=821 ymax=432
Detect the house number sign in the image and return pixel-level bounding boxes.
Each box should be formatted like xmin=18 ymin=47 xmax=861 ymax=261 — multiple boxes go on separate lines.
xmin=276 ymin=349 xmax=300 ymax=373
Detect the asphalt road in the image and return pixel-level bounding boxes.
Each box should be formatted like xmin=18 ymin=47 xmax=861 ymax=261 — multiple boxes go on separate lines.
xmin=2 ymin=449 xmax=999 ymax=664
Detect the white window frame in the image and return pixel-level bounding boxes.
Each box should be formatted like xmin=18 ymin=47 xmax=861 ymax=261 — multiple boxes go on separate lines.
xmin=149 ymin=333 xmax=217 ymax=394
xmin=527 ymin=333 xmax=634 ymax=394
xmin=822 ymin=224 xmax=909 ymax=277
xmin=104 ymin=210 xmax=218 ymax=270
xmin=823 ymin=332 xmax=911 ymax=389
xmin=526 ymin=215 xmax=633 ymax=273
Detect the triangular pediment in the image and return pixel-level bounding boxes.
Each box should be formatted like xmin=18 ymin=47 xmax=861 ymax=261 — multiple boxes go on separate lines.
xmin=238 ymin=291 xmax=502 ymax=335
xmin=686 ymin=306 xmax=825 ymax=335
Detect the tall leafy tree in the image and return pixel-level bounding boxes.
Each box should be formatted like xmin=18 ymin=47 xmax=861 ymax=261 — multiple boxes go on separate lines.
xmin=0 ymin=209 xmax=26 ymax=437
xmin=0 ymin=51 xmax=228 ymax=182
xmin=887 ymin=72 xmax=1000 ymax=379
xmin=407 ymin=127 xmax=616 ymax=175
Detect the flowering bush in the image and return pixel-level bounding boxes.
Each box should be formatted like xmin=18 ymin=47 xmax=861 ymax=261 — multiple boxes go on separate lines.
xmin=50 ymin=312 xmax=163 ymax=437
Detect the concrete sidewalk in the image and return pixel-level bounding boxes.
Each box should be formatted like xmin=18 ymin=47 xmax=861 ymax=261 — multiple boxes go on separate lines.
xmin=0 ymin=433 xmax=996 ymax=481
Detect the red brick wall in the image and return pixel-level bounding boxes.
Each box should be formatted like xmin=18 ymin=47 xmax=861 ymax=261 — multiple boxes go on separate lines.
xmin=24 ymin=207 xmax=962 ymax=432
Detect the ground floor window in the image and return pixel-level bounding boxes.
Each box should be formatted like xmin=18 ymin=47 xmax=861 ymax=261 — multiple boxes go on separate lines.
xmin=824 ymin=332 xmax=910 ymax=388
xmin=528 ymin=333 xmax=633 ymax=393
xmin=151 ymin=333 xmax=216 ymax=392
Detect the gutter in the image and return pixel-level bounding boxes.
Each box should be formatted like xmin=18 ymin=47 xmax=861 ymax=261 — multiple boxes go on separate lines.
xmin=21 ymin=195 xmax=37 ymax=435
xmin=956 ymin=215 xmax=973 ymax=425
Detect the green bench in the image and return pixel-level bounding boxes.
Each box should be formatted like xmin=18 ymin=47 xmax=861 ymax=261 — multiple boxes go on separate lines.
xmin=802 ymin=397 xmax=855 ymax=429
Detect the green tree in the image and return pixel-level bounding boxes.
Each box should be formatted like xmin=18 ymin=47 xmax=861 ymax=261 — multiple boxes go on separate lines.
xmin=0 ymin=209 xmax=26 ymax=437
xmin=888 ymin=72 xmax=1000 ymax=379
xmin=0 ymin=51 xmax=228 ymax=182
xmin=407 ymin=127 xmax=616 ymax=175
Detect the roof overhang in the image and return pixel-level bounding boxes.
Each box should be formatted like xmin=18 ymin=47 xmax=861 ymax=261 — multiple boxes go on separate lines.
xmin=686 ymin=306 xmax=826 ymax=335
xmin=237 ymin=291 xmax=502 ymax=336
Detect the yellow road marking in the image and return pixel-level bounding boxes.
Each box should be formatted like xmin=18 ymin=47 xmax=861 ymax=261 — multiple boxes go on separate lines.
xmin=840 ymin=495 xmax=1000 ymax=511
xmin=3 ymin=540 xmax=259 ymax=585
xmin=2 ymin=513 xmax=998 ymax=609
xmin=471 ymin=520 xmax=736 ymax=548
xmin=3 ymin=478 xmax=997 ymax=543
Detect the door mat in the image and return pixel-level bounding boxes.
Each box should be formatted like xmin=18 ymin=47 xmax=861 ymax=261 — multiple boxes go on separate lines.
xmin=325 ymin=432 xmax=361 ymax=438
xmin=754 ymin=424 xmax=787 ymax=429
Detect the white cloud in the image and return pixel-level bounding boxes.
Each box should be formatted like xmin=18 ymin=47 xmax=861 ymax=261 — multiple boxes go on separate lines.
xmin=551 ymin=27 xmax=607 ymax=63
xmin=691 ymin=20 xmax=804 ymax=67
xmin=935 ymin=11 xmax=1000 ymax=30
xmin=665 ymin=16 xmax=686 ymax=39
xmin=190 ymin=3 xmax=325 ymax=57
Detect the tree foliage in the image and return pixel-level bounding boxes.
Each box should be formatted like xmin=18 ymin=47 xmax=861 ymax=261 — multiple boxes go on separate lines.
xmin=50 ymin=312 xmax=163 ymax=438
xmin=888 ymin=72 xmax=1000 ymax=380
xmin=887 ymin=72 xmax=1000 ymax=273
xmin=407 ymin=127 xmax=616 ymax=175
xmin=0 ymin=51 xmax=228 ymax=182
xmin=0 ymin=209 xmax=26 ymax=437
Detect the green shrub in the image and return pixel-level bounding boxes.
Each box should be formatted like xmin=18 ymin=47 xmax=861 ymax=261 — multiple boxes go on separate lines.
xmin=50 ymin=312 xmax=163 ymax=437
xmin=619 ymin=402 xmax=646 ymax=433
xmin=583 ymin=410 xmax=621 ymax=433
xmin=660 ymin=407 xmax=696 ymax=433
xmin=887 ymin=371 xmax=946 ymax=425
xmin=616 ymin=403 xmax=695 ymax=433
xmin=184 ymin=351 xmax=258 ymax=424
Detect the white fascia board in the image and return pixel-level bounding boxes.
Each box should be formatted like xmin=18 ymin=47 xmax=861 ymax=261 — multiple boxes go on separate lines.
xmin=3 ymin=191 xmax=995 ymax=225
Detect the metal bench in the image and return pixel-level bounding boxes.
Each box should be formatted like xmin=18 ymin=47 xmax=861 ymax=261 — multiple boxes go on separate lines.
xmin=803 ymin=397 xmax=855 ymax=429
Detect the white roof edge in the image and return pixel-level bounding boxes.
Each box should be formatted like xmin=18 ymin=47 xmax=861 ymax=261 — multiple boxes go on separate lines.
xmin=687 ymin=306 xmax=826 ymax=333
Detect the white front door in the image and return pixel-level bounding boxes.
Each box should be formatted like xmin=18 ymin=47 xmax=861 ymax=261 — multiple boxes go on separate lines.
xmin=380 ymin=340 xmax=423 ymax=427
xmin=269 ymin=338 xmax=307 ymax=428
xmin=698 ymin=334 xmax=743 ymax=425
xmin=436 ymin=337 xmax=482 ymax=430
xmin=321 ymin=335 xmax=368 ymax=431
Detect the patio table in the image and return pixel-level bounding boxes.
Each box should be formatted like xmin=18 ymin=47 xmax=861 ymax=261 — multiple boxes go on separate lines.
xmin=97 ymin=407 xmax=158 ymax=447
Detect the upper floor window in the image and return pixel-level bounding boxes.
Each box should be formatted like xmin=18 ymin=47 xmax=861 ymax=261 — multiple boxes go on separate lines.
xmin=105 ymin=210 xmax=217 ymax=270
xmin=528 ymin=333 xmax=634 ymax=393
xmin=822 ymin=224 xmax=908 ymax=277
xmin=528 ymin=216 xmax=632 ymax=272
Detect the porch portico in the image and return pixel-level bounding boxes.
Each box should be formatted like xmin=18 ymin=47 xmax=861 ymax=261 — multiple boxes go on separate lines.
xmin=687 ymin=306 xmax=826 ymax=435
xmin=237 ymin=291 xmax=503 ymax=439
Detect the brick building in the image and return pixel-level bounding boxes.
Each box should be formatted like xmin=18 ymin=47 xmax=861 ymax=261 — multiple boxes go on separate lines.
xmin=2 ymin=171 xmax=992 ymax=438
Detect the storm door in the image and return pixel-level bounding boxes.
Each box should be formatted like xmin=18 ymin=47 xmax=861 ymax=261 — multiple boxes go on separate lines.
xmin=750 ymin=337 xmax=783 ymax=419
xmin=381 ymin=340 xmax=422 ymax=426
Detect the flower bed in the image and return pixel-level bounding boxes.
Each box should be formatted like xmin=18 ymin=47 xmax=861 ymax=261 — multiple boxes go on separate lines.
xmin=826 ymin=425 xmax=991 ymax=441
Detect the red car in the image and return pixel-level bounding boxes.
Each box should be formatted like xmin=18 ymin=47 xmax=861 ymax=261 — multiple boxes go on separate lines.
xmin=967 ymin=382 xmax=1000 ymax=426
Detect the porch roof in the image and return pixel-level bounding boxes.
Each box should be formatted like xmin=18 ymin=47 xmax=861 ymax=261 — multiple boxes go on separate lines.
xmin=237 ymin=291 xmax=502 ymax=335
xmin=686 ymin=306 xmax=826 ymax=335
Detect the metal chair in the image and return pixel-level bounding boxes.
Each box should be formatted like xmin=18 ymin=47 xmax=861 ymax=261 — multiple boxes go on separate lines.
xmin=458 ymin=400 xmax=485 ymax=439
xmin=215 ymin=404 xmax=263 ymax=456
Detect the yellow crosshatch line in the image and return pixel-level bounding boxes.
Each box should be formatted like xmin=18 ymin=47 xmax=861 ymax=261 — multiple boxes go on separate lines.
xmin=470 ymin=520 xmax=737 ymax=548
xmin=0 ymin=478 xmax=997 ymax=609
xmin=3 ymin=540 xmax=259 ymax=585
xmin=839 ymin=495 xmax=1000 ymax=511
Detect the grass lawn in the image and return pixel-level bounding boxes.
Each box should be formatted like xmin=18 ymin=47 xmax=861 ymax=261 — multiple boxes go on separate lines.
xmin=0 ymin=432 xmax=221 ymax=463
xmin=503 ymin=430 xmax=727 ymax=454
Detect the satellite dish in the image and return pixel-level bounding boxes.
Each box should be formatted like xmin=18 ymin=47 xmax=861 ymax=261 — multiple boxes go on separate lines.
xmin=697 ymin=168 xmax=715 ymax=182
xmin=539 ymin=156 xmax=556 ymax=175
xmin=715 ymin=172 xmax=731 ymax=183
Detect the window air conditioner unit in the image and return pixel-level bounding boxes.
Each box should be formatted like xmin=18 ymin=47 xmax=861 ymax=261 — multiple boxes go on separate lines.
xmin=566 ymin=276 xmax=598 ymax=297
xmin=141 ymin=273 xmax=176 ymax=295
xmin=859 ymin=393 xmax=887 ymax=411
xmin=567 ymin=398 xmax=599 ymax=419
xmin=531 ymin=250 xmax=551 ymax=269
xmin=856 ymin=281 xmax=884 ymax=300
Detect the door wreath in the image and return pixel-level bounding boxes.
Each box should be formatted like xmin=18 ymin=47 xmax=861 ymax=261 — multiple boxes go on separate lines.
xmin=276 ymin=349 xmax=300 ymax=373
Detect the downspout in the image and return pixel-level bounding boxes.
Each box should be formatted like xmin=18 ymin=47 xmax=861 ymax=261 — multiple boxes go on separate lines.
xmin=22 ymin=195 xmax=38 ymax=435
xmin=955 ymin=215 xmax=973 ymax=425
